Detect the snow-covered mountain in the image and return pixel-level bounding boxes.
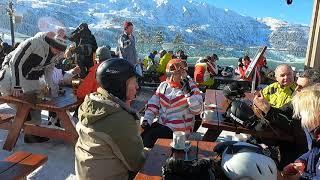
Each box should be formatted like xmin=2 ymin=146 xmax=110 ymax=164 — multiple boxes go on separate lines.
xmin=0 ymin=0 xmax=309 ymax=57
xmin=258 ymin=17 xmax=289 ymax=31
xmin=258 ymin=17 xmax=309 ymax=57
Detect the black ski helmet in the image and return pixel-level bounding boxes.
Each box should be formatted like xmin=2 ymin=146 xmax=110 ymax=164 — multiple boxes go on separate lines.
xmin=229 ymin=100 xmax=257 ymax=128
xmin=223 ymin=82 xmax=245 ymax=100
xmin=96 ymin=58 xmax=142 ymax=100
xmin=162 ymin=157 xmax=215 ymax=180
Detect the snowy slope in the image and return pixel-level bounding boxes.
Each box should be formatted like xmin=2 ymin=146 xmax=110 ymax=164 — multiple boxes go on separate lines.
xmin=0 ymin=0 xmax=309 ymax=56
xmin=258 ymin=17 xmax=289 ymax=31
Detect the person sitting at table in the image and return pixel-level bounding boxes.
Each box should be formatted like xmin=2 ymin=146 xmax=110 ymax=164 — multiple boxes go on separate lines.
xmin=141 ymin=59 xmax=203 ymax=148
xmin=254 ymin=69 xmax=320 ymax=130
xmin=75 ymin=58 xmax=145 ymax=180
xmin=235 ymin=55 xmax=266 ymax=85
xmin=156 ymin=50 xmax=173 ymax=82
xmin=281 ymin=84 xmax=320 ymax=179
xmin=76 ymin=46 xmax=111 ymax=100
xmin=235 ymin=55 xmax=251 ymax=78
xmin=142 ymin=50 xmax=157 ymax=72
xmin=0 ymin=29 xmax=67 ymax=143
xmin=194 ymin=56 xmax=218 ymax=89
xmin=257 ymin=56 xmax=274 ymax=84
xmin=261 ymin=64 xmax=296 ymax=108
xmin=253 ymin=69 xmax=320 ymax=168
xmin=47 ymin=46 xmax=111 ymax=127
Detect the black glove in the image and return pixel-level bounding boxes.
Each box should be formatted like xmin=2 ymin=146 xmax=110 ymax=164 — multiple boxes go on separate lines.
xmin=180 ymin=78 xmax=192 ymax=94
xmin=141 ymin=120 xmax=150 ymax=129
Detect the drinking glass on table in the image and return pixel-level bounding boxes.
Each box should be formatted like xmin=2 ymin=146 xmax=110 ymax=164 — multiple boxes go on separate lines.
xmin=71 ymin=79 xmax=81 ymax=94
xmin=37 ymin=78 xmax=49 ymax=100
xmin=51 ymin=85 xmax=59 ymax=98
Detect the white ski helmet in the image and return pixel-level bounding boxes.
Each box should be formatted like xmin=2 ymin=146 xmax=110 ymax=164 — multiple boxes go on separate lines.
xmin=221 ymin=142 xmax=277 ymax=180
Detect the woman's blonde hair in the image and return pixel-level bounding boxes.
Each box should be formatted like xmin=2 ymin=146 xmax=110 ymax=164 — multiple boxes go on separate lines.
xmin=292 ymin=84 xmax=320 ymax=131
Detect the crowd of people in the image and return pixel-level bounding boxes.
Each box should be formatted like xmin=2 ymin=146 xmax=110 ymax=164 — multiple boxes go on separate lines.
xmin=0 ymin=20 xmax=320 ymax=179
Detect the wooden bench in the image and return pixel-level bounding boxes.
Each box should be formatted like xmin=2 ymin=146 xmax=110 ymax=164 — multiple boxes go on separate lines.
xmin=0 ymin=108 xmax=15 ymax=124
xmin=202 ymin=89 xmax=294 ymax=142
xmin=0 ymin=151 xmax=48 ymax=179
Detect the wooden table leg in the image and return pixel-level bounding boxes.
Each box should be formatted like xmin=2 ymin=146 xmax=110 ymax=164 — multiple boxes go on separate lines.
xmin=3 ymin=104 xmax=31 ymax=151
xmin=56 ymin=111 xmax=78 ymax=143
xmin=203 ymin=129 xmax=222 ymax=142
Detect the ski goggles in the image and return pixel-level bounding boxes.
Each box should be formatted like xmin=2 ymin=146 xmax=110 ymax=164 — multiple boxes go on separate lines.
xmin=167 ymin=60 xmax=188 ymax=73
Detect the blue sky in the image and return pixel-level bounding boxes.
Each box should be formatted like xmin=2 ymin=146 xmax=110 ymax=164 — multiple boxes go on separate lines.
xmin=199 ymin=0 xmax=313 ymax=25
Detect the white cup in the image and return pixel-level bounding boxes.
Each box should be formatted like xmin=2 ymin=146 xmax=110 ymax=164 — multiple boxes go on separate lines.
xmin=173 ymin=131 xmax=186 ymax=149
xmin=204 ymin=103 xmax=217 ymax=111
xmin=200 ymin=110 xmax=215 ymax=120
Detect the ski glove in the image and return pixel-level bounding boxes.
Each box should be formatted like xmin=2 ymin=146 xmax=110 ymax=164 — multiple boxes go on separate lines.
xmin=141 ymin=120 xmax=151 ymax=129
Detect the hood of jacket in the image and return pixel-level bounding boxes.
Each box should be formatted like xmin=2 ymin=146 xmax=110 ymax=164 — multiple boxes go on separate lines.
xmin=78 ymin=87 xmax=123 ymax=126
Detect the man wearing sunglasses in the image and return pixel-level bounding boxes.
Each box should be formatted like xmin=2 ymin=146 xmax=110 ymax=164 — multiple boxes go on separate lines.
xmin=141 ymin=59 xmax=203 ymax=148
xmin=253 ymin=69 xmax=320 ymax=169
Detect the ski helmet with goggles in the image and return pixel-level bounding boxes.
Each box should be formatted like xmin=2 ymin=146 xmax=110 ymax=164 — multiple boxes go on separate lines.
xmin=166 ymin=59 xmax=188 ymax=76
xmin=223 ymin=82 xmax=245 ymax=100
xmin=96 ymin=58 xmax=142 ymax=100
xmin=227 ymin=100 xmax=257 ymax=128
xmin=220 ymin=141 xmax=277 ymax=180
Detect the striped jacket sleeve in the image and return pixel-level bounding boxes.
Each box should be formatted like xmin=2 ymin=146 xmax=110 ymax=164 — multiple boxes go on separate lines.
xmin=143 ymin=86 xmax=161 ymax=125
xmin=186 ymin=79 xmax=203 ymax=114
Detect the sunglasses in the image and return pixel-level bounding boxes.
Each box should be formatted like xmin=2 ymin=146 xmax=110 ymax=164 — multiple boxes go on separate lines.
xmin=168 ymin=61 xmax=188 ymax=72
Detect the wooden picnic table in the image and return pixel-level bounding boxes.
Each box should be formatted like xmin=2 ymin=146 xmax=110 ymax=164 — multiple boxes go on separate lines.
xmin=0 ymin=87 xmax=82 ymax=151
xmin=214 ymin=75 xmax=252 ymax=90
xmin=214 ymin=75 xmax=250 ymax=83
xmin=202 ymin=89 xmax=294 ymax=142
xmin=134 ymin=138 xmax=217 ymax=180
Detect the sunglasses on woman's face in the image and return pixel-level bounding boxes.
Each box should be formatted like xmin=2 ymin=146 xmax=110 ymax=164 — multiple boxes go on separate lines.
xmin=169 ymin=61 xmax=188 ymax=72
